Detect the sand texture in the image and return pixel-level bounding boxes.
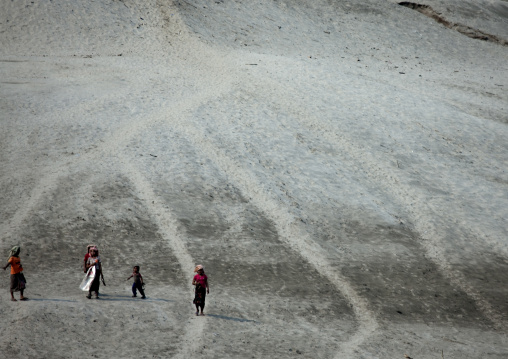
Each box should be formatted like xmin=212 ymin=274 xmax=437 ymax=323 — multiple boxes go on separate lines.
xmin=1 ymin=0 xmax=507 ymax=358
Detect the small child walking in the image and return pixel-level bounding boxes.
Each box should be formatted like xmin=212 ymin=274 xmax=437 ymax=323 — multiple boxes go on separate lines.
xmin=127 ymin=266 xmax=146 ymax=299
xmin=3 ymin=246 xmax=27 ymax=301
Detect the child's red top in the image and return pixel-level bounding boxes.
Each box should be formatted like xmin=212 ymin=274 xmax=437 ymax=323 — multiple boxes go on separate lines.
xmin=193 ymin=274 xmax=208 ymax=288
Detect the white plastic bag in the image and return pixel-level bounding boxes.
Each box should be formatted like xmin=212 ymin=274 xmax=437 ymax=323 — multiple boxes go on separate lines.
xmin=80 ymin=265 xmax=96 ymax=291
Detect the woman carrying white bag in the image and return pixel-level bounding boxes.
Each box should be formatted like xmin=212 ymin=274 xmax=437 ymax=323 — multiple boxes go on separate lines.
xmin=80 ymin=246 xmax=104 ymax=299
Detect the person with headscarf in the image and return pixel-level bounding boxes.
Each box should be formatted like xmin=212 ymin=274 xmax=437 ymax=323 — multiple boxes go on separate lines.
xmin=83 ymin=244 xmax=96 ymax=273
xmin=84 ymin=246 xmax=103 ymax=299
xmin=192 ymin=264 xmax=209 ymax=316
xmin=3 ymin=246 xmax=27 ymax=301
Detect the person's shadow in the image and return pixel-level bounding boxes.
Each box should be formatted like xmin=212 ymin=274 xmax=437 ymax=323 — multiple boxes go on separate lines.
xmin=206 ymin=313 xmax=258 ymax=323
xmin=95 ymin=293 xmax=174 ymax=302
xmin=28 ymin=298 xmax=77 ymax=302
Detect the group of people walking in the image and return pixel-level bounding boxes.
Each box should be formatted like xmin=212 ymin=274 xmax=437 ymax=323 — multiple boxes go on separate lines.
xmin=4 ymin=245 xmax=210 ymax=315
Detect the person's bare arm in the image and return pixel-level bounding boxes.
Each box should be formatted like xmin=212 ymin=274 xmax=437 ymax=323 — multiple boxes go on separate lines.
xmin=3 ymin=262 xmax=11 ymax=270
xmin=126 ymin=274 xmax=133 ymax=281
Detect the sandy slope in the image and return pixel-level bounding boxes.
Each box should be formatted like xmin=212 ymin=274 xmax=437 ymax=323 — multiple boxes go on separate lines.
xmin=1 ymin=0 xmax=507 ymax=358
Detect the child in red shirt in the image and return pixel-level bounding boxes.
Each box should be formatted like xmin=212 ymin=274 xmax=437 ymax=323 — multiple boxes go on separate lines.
xmin=3 ymin=246 xmax=27 ymax=301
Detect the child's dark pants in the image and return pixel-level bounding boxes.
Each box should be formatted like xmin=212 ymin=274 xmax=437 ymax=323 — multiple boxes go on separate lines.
xmin=132 ymin=282 xmax=145 ymax=297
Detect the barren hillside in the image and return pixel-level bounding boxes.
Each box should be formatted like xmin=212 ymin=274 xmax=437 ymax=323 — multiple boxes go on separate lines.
xmin=1 ymin=1 xmax=507 ymax=358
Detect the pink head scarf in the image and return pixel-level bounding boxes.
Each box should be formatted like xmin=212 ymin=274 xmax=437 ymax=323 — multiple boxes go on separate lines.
xmin=89 ymin=246 xmax=99 ymax=256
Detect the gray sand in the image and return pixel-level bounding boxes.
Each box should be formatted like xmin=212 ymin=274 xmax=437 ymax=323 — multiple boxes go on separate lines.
xmin=1 ymin=0 xmax=507 ymax=358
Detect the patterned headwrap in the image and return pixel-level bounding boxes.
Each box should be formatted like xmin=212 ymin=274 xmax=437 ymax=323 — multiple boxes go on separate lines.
xmin=194 ymin=264 xmax=204 ymax=273
xmin=89 ymin=246 xmax=99 ymax=256
xmin=9 ymin=246 xmax=20 ymax=258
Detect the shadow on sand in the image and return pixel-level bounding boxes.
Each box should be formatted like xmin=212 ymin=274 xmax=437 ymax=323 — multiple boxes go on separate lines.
xmin=29 ymin=298 xmax=77 ymax=303
xmin=206 ymin=313 xmax=259 ymax=323
xmin=94 ymin=293 xmax=174 ymax=302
